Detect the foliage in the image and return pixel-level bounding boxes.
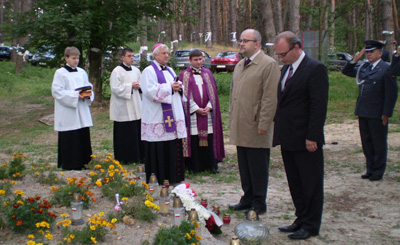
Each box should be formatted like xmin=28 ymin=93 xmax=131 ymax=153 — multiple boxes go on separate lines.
xmin=1 ymin=153 xmax=27 ymax=180
xmin=153 ymin=220 xmax=202 ymax=245
xmin=30 ymin=162 xmax=66 ymax=185
xmin=57 ymin=211 xmax=117 ymax=244
xmin=51 ymin=177 xmax=95 ymax=209
xmin=3 ymin=191 xmax=56 ymax=233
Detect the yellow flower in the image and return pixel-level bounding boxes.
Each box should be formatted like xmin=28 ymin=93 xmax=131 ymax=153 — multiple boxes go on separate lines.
xmin=38 ymin=229 xmax=44 ymax=235
xmin=94 ymin=164 xmax=101 ymax=169
xmin=185 ymin=233 xmax=192 ymax=239
xmin=17 ymin=200 xmax=24 ymax=205
xmin=27 ymin=241 xmax=36 ymax=245
xmin=63 ymin=220 xmax=71 ymax=227
xmin=60 ymin=213 xmax=69 ymax=217
xmin=2 ymin=164 xmax=7 ymax=167
xmin=31 ymin=166 xmax=35 ymax=170
xmin=35 ymin=171 xmax=40 ymax=175
xmin=45 ymin=233 xmax=53 ymax=240
xmin=69 ymin=234 xmax=75 ymax=239
xmin=90 ymin=225 xmax=96 ymax=230
xmin=11 ymin=180 xmax=17 ymax=184
xmin=190 ymin=229 xmax=197 ymax=235
xmin=109 ymin=165 xmax=114 ymax=170
xmin=27 ymin=234 xmax=35 ymax=239
xmin=0 ymin=190 xmax=5 ymax=195
xmin=90 ymin=171 xmax=97 ymax=176
xmin=43 ymin=185 xmax=46 ymax=189
xmin=99 ymin=211 xmax=104 ymax=217
xmin=14 ymin=190 xmax=25 ymax=196
xmin=100 ymin=169 xmax=104 ymax=173
xmin=121 ymin=197 xmax=128 ymax=201
xmin=111 ymin=218 xmax=117 ymax=223
xmin=129 ymin=180 xmax=135 ymax=185
xmin=195 ymin=235 xmax=202 ymax=240
xmin=192 ymin=221 xmax=199 ymax=228
xmin=90 ymin=154 xmax=96 ymax=158
xmin=109 ymin=172 xmax=114 ymax=177
xmin=91 ymin=237 xmax=97 ymax=244
xmin=95 ymin=179 xmax=102 ymax=187
xmin=61 ymin=172 xmax=65 ymax=175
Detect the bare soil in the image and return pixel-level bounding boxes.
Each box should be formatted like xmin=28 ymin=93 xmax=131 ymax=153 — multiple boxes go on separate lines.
xmin=1 ymin=106 xmax=400 ymax=244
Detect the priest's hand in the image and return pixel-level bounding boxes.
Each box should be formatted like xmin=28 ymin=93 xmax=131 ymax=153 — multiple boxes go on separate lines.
xmin=204 ymin=107 xmax=211 ymax=114
xmin=172 ymin=81 xmax=182 ymax=92
xmin=258 ymin=129 xmax=267 ymax=135
xmin=306 ymin=139 xmax=318 ymax=152
xmin=132 ymin=81 xmax=140 ymax=90
xmin=196 ymin=108 xmax=208 ymax=116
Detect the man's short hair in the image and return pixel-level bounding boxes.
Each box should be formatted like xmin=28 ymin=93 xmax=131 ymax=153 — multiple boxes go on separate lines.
xmin=153 ymin=44 xmax=169 ymax=55
xmin=64 ymin=47 xmax=80 ymax=57
xmin=189 ymin=49 xmax=203 ymax=59
xmin=274 ymin=31 xmax=302 ymax=49
xmin=122 ymin=48 xmax=134 ymax=56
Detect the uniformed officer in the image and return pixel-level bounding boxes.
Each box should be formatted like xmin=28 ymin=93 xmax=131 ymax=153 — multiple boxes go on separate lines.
xmin=342 ymin=40 xmax=398 ymax=181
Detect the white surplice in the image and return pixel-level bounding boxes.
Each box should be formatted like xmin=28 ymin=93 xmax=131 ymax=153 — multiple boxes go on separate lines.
xmin=52 ymin=67 xmax=94 ymax=132
xmin=140 ymin=61 xmax=186 ymax=142
xmin=110 ymin=65 xmax=142 ymax=121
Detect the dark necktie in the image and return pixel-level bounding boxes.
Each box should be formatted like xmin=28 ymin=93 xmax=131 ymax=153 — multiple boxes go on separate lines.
xmin=282 ymin=65 xmax=293 ymax=91
xmin=244 ymin=58 xmax=251 ymax=66
xmin=160 ymin=65 xmax=168 ymax=70
xmin=369 ymin=64 xmax=373 ymax=71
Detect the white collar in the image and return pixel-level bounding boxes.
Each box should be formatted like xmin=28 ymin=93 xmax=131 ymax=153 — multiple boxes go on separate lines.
xmin=370 ymin=59 xmax=381 ymax=69
xmin=290 ymin=51 xmax=305 ymax=73
xmin=248 ymin=49 xmax=261 ymax=61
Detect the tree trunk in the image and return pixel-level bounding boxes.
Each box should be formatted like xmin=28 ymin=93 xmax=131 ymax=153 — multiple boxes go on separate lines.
xmin=211 ymin=0 xmax=218 ymax=44
xmin=308 ymin=0 xmax=315 ymax=28
xmin=393 ymin=0 xmax=400 ymax=43
xmin=205 ymin=0 xmax=212 ymax=48
xmin=365 ymin=0 xmax=373 ymax=39
xmin=275 ymin=0 xmax=283 ymax=33
xmin=0 ymin=0 xmax=4 ymax=44
xmin=352 ymin=8 xmax=357 ymax=54
xmin=199 ymin=0 xmax=205 ymax=46
xmin=223 ymin=0 xmax=229 ymax=45
xmin=329 ymin=0 xmax=335 ymax=51
xmin=88 ymin=47 xmax=103 ymax=104
xmin=140 ymin=16 xmax=148 ymax=70
xmin=188 ymin=5 xmax=196 ymax=43
xmin=230 ymin=0 xmax=238 ymax=47
xmin=170 ymin=1 xmax=179 ymax=55
xmin=261 ymin=0 xmax=276 ymax=56
xmin=15 ymin=54 xmax=24 ymax=74
xmin=289 ymin=0 xmax=300 ymax=35
xmin=282 ymin=0 xmax=289 ymax=30
xmin=382 ymin=0 xmax=395 ymax=57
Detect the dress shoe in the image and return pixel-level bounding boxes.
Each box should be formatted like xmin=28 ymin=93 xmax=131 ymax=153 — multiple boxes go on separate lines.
xmin=288 ymin=228 xmax=316 ymax=240
xmin=229 ymin=203 xmax=251 ymax=211
xmin=278 ymin=223 xmax=301 ymax=233
xmin=361 ymin=173 xmax=372 ymax=179
xmin=369 ymin=175 xmax=382 ymax=181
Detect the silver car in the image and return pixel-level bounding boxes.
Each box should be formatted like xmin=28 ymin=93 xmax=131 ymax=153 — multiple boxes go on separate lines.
xmin=173 ymin=49 xmax=212 ymax=69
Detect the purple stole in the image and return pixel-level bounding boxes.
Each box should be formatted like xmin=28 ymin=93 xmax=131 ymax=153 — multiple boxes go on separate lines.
xmin=180 ymin=67 xmax=225 ymax=162
xmin=151 ymin=62 xmax=177 ymax=132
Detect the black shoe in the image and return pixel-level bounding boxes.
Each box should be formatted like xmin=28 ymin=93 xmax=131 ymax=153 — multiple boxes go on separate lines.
xmin=229 ymin=203 xmax=251 ymax=211
xmin=361 ymin=173 xmax=372 ymax=179
xmin=369 ymin=175 xmax=382 ymax=181
xmin=288 ymin=228 xmax=316 ymax=240
xmin=278 ymin=223 xmax=301 ymax=233
xmin=245 ymin=207 xmax=266 ymax=216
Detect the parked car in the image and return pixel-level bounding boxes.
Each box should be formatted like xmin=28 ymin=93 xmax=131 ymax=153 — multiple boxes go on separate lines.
xmin=172 ymin=49 xmax=212 ymax=69
xmin=31 ymin=46 xmax=57 ymax=67
xmin=211 ymin=52 xmax=244 ymax=71
xmin=327 ymin=52 xmax=353 ymax=71
xmin=133 ymin=53 xmax=154 ymax=68
xmin=0 ymin=46 xmax=13 ymax=60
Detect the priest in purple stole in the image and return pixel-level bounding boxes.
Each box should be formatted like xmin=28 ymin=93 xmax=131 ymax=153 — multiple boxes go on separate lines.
xmin=179 ymin=49 xmax=225 ymax=173
xmin=140 ymin=44 xmax=187 ymax=185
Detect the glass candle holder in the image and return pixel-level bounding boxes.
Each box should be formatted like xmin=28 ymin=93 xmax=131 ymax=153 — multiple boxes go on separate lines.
xmin=71 ymin=193 xmax=84 ymax=225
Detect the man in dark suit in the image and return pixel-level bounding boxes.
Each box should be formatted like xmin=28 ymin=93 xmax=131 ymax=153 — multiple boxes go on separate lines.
xmin=273 ymin=31 xmax=329 ymax=240
xmin=342 ymin=40 xmax=398 ymax=181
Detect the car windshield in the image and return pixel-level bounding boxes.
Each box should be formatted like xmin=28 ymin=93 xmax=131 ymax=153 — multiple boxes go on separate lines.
xmin=175 ymin=51 xmax=191 ymax=57
xmin=217 ymin=52 xmax=237 ymax=58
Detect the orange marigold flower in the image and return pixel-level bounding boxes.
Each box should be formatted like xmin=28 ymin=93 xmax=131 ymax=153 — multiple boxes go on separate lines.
xmin=91 ymin=198 xmax=96 ymax=202
xmin=37 ymin=209 xmax=43 ymax=214
xmin=13 ymin=204 xmax=19 ymax=209
xmin=16 ymin=220 xmax=23 ymax=226
xmin=11 ymin=215 xmax=16 ymax=219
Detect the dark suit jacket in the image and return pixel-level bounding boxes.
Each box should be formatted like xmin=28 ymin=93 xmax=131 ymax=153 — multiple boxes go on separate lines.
xmin=391 ymin=54 xmax=400 ymax=76
xmin=342 ymin=60 xmax=398 ymax=118
xmin=273 ymin=55 xmax=329 ymax=151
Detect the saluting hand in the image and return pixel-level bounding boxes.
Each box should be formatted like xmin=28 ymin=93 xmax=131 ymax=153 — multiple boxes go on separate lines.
xmin=353 ymin=48 xmax=365 ymax=63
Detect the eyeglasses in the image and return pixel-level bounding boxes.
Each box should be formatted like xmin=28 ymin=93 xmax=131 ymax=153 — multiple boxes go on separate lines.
xmin=238 ymin=39 xmax=258 ymax=44
xmin=276 ymin=46 xmax=294 ymax=58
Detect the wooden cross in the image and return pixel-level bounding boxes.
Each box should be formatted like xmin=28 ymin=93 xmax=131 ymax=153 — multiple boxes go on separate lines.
xmin=165 ymin=116 xmax=174 ymax=127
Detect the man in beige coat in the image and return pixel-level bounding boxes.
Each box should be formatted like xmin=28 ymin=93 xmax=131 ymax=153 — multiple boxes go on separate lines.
xmin=228 ymin=29 xmax=280 ymax=215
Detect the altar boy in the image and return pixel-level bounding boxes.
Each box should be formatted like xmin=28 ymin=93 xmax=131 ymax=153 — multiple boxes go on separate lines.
xmin=52 ymin=47 xmax=94 ymax=170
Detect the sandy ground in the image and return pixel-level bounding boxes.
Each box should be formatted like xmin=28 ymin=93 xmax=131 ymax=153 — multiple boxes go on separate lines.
xmin=1 ymin=106 xmax=400 ymax=244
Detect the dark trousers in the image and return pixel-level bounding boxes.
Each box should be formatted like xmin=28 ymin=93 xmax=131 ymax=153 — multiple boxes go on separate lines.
xmin=58 ymin=127 xmax=92 ymax=170
xmin=281 ymin=147 xmax=324 ymax=235
xmin=359 ymin=117 xmax=388 ymax=178
xmin=237 ymin=146 xmax=270 ymax=211
xmin=113 ymin=120 xmax=143 ymax=164
xmin=185 ymin=134 xmax=218 ymax=173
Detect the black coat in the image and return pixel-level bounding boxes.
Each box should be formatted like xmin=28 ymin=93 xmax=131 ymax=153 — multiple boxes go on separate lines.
xmin=273 ymin=55 xmax=329 ymax=151
xmin=342 ymin=60 xmax=398 ymax=118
